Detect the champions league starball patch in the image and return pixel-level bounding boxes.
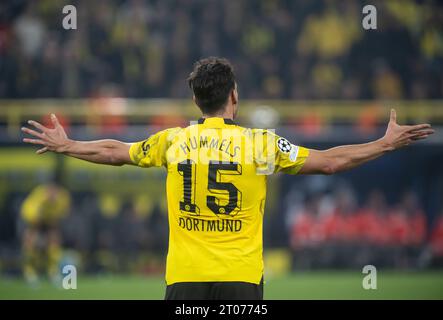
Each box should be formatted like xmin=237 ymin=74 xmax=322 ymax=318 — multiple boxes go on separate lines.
xmin=277 ymin=138 xmax=292 ymax=153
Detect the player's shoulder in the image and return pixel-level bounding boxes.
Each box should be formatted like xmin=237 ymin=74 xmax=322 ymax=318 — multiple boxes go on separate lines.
xmin=152 ymin=126 xmax=183 ymax=142
xmin=250 ymin=128 xmax=278 ymax=136
xmin=247 ymin=128 xmax=279 ymax=141
xmin=137 ymin=127 xmax=184 ymax=150
xmin=162 ymin=126 xmax=183 ymax=135
xmin=247 ymin=128 xmax=297 ymax=153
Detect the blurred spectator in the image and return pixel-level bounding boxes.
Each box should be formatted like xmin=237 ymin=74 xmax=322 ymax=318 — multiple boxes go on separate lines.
xmin=13 ymin=3 xmax=46 ymax=60
xmin=323 ymin=187 xmax=358 ymax=243
xmin=20 ymin=179 xmax=71 ymax=284
xmin=430 ymin=211 xmax=443 ymax=267
xmin=393 ymin=191 xmax=426 ymax=246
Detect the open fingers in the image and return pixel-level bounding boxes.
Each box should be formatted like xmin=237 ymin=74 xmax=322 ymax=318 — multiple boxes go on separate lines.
xmin=390 ymin=109 xmax=396 ymax=123
xmin=405 ymin=123 xmax=432 ymax=132
xmin=23 ymin=138 xmax=46 ymax=146
xmin=50 ymin=113 xmax=61 ymax=128
xmin=27 ymin=120 xmax=48 ymax=133
xmin=21 ymin=127 xmax=45 ymax=139
xmin=36 ymin=147 xmax=48 ymax=154
xmin=408 ymin=129 xmax=434 ymax=138
xmin=413 ymin=128 xmax=434 ymax=135
xmin=408 ymin=128 xmax=435 ymax=136
xmin=407 ymin=128 xmax=434 ymax=141
xmin=411 ymin=135 xmax=430 ymax=141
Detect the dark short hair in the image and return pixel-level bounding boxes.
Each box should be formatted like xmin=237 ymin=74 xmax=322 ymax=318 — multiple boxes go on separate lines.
xmin=187 ymin=57 xmax=236 ymax=114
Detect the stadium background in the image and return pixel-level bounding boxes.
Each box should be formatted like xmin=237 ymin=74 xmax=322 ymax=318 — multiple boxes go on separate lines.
xmin=1 ymin=0 xmax=443 ymax=299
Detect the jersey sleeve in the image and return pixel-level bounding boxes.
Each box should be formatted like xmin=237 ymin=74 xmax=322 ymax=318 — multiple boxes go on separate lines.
xmin=129 ymin=128 xmax=180 ymax=168
xmin=253 ymin=129 xmax=309 ymax=175
xmin=274 ymin=135 xmax=309 ymax=175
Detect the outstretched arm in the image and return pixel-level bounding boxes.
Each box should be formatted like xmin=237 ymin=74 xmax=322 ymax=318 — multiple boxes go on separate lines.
xmin=299 ymin=109 xmax=434 ymax=175
xmin=22 ymin=114 xmax=133 ymax=166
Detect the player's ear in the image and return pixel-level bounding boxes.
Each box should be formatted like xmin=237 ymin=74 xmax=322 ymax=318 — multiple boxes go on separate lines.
xmin=231 ymin=87 xmax=238 ymax=106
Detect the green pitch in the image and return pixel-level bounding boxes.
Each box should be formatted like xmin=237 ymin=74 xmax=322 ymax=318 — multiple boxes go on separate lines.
xmin=1 ymin=271 xmax=443 ymax=299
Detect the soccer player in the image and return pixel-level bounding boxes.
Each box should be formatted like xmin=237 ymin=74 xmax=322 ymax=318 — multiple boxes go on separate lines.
xmin=20 ymin=179 xmax=71 ymax=285
xmin=22 ymin=57 xmax=434 ymax=300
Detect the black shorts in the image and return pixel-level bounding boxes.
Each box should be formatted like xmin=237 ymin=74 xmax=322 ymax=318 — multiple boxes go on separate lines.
xmin=165 ymin=278 xmax=264 ymax=300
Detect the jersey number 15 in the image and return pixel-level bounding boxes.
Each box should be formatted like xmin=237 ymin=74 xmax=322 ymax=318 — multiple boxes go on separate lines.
xmin=177 ymin=160 xmax=242 ymax=215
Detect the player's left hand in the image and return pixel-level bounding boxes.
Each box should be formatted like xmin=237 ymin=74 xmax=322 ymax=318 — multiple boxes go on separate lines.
xmin=21 ymin=114 xmax=72 ymax=154
xmin=382 ymin=109 xmax=435 ymax=150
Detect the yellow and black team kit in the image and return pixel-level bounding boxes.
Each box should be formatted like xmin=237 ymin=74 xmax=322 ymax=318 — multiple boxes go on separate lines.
xmin=129 ymin=117 xmax=309 ymax=299
xmin=21 ymin=184 xmax=71 ymax=281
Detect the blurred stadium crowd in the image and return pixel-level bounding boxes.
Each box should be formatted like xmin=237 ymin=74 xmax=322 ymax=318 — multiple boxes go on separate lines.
xmin=0 ymin=0 xmax=443 ymax=279
xmin=1 ymin=172 xmax=443 ymax=277
xmin=1 ymin=0 xmax=443 ymax=99
xmin=287 ymin=188 xmax=443 ymax=270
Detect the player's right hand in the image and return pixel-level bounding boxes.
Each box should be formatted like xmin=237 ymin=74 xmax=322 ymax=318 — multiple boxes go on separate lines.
xmin=22 ymin=114 xmax=72 ymax=154
xmin=381 ymin=109 xmax=434 ymax=150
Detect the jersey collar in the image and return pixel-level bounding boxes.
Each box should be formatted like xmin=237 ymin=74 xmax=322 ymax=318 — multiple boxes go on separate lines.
xmin=197 ymin=117 xmax=236 ymax=126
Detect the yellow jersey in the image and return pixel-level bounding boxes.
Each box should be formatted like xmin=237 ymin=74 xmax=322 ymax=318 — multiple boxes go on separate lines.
xmin=129 ymin=117 xmax=309 ymax=285
xmin=21 ymin=184 xmax=71 ymax=227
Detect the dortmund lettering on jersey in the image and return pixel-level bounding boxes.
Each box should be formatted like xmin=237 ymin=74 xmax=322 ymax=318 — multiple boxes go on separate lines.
xmin=129 ymin=117 xmax=309 ymax=285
